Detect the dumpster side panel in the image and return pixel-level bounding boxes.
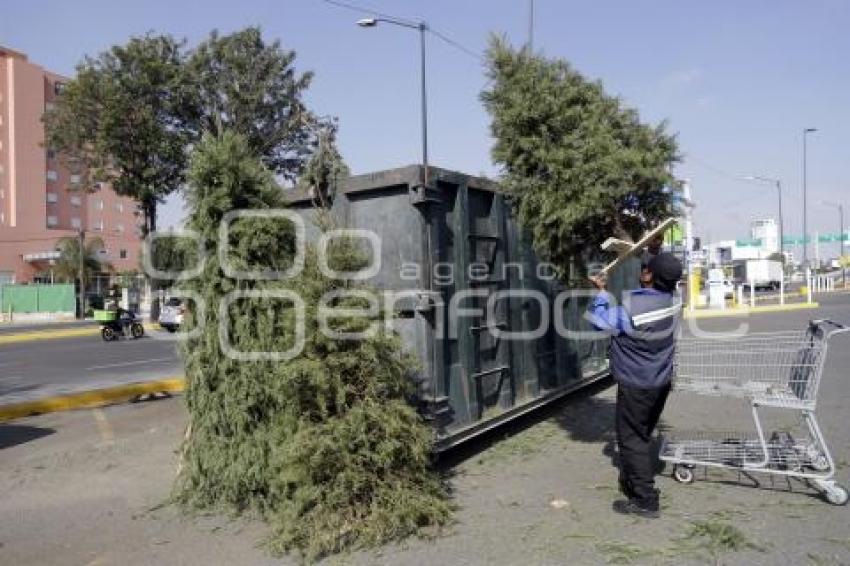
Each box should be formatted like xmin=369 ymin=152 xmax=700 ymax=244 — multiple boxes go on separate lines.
xmin=287 ymin=166 xmax=646 ymax=447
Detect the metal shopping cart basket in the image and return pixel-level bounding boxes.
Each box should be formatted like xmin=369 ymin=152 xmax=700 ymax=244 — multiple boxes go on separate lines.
xmin=659 ymin=319 xmax=850 ymax=505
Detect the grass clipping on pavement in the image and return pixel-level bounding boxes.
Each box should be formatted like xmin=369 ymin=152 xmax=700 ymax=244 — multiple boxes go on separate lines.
xmin=172 ymin=131 xmax=452 ymax=561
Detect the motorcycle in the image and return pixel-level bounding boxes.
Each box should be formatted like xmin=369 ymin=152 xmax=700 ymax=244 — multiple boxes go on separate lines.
xmin=94 ymin=309 xmax=145 ymax=341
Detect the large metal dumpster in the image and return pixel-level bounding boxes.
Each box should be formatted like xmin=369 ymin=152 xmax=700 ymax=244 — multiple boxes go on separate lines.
xmin=287 ymin=165 xmax=639 ymax=449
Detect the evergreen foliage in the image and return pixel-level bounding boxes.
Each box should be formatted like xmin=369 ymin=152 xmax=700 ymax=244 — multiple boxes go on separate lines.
xmin=144 ymin=234 xmax=200 ymax=290
xmin=481 ymin=36 xmax=679 ymax=276
xmin=173 ymin=131 xmax=451 ymax=562
xmin=298 ymin=117 xmax=350 ymax=208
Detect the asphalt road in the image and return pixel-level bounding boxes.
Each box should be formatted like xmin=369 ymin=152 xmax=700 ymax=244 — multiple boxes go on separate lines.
xmin=0 ymin=329 xmax=182 ymax=403
xmin=2 ymin=291 xmax=848 ymax=406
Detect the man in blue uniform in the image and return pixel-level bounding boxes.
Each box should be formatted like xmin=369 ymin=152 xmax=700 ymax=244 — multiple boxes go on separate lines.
xmin=588 ymin=252 xmax=683 ymax=518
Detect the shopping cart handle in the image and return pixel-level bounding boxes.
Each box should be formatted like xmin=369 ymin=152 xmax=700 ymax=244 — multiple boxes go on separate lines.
xmin=810 ymin=319 xmax=848 ymax=330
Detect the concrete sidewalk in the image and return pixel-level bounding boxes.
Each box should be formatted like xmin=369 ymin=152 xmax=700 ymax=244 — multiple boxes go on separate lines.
xmin=2 ymin=383 xmax=850 ymax=565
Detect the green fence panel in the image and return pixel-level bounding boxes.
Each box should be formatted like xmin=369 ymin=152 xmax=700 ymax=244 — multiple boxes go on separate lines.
xmin=3 ymin=286 xmax=38 ymax=312
xmin=37 ymin=284 xmax=75 ymax=312
xmin=0 ymin=284 xmax=76 ymax=313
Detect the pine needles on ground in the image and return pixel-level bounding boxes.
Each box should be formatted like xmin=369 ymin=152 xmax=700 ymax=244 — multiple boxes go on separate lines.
xmin=172 ymin=130 xmax=451 ymax=562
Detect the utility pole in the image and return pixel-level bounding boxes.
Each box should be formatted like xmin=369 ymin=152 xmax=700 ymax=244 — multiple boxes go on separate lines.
xmin=528 ymin=0 xmax=534 ymax=51
xmin=78 ymin=229 xmax=86 ymax=319
xmin=358 ymin=17 xmax=430 ymax=187
xmin=822 ymin=200 xmax=845 ymax=288
xmin=743 ymin=175 xmax=785 ymax=261
xmin=841 ymin=203 xmax=846 ymax=288
xmin=802 ymin=127 xmax=818 ymax=269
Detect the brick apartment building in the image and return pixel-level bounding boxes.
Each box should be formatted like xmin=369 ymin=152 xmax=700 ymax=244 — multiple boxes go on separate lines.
xmin=0 ymin=45 xmax=142 ymax=284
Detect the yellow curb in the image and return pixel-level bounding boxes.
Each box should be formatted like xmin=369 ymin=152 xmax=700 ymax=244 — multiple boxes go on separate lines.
xmin=0 ymin=323 xmax=160 ymax=345
xmin=684 ymin=302 xmax=820 ymax=319
xmin=0 ymin=377 xmax=185 ymax=422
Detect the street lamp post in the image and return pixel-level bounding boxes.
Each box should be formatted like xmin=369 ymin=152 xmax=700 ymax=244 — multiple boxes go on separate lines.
xmin=822 ymin=200 xmax=845 ymax=288
xmin=358 ymin=17 xmax=430 ymax=187
xmin=803 ymin=127 xmax=818 ymax=268
xmin=744 ymin=175 xmax=784 ymax=261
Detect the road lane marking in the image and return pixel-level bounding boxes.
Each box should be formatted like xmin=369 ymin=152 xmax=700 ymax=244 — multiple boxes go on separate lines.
xmin=86 ymin=357 xmax=175 ymax=371
xmin=92 ymin=407 xmax=115 ymax=445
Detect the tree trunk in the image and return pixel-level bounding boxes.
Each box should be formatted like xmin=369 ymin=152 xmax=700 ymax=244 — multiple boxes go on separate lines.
xmin=146 ymin=200 xmax=157 ymax=235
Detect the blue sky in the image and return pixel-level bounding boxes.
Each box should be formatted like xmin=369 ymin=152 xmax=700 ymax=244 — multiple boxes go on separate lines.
xmin=3 ymin=0 xmax=848 ymax=258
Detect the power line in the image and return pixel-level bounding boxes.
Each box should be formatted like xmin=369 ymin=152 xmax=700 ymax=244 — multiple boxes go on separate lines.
xmin=320 ymin=0 xmax=483 ymax=63
xmin=320 ymin=0 xmax=399 ymax=21
xmin=685 ymin=154 xmax=754 ymax=184
xmin=428 ymin=27 xmax=483 ymax=63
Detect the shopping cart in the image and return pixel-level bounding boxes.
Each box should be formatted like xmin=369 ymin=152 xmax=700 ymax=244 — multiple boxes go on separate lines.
xmin=659 ymin=319 xmax=850 ymax=505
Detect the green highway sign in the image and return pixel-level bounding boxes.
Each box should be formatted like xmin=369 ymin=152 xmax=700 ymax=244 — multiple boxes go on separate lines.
xmin=782 ymin=233 xmax=848 ymax=245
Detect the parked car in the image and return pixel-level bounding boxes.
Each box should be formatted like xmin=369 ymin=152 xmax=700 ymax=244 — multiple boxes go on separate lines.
xmin=159 ymin=296 xmax=184 ymax=332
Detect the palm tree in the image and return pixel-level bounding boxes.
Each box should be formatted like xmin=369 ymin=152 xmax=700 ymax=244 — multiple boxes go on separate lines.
xmin=52 ymin=236 xmax=113 ymax=284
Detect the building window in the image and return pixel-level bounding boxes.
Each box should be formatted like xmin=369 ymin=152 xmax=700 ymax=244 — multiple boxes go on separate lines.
xmin=0 ymin=212 xmax=4 ymax=225
xmin=54 ymin=82 xmax=66 ymax=95
xmin=46 ymin=192 xmax=58 ymax=203
xmin=70 ymin=174 xmax=81 ymax=186
xmin=46 ymin=148 xmax=56 ymax=160
xmin=45 ymin=102 xmax=55 ymax=112
xmin=70 ymin=195 xmax=82 ymax=207
xmin=46 ymin=170 xmax=58 ymax=182
xmin=114 ymin=223 xmax=124 ymax=234
xmin=93 ymin=219 xmax=104 ymax=231
xmin=71 ymin=217 xmax=81 ymax=229
xmin=96 ymin=199 xmax=104 ymax=210
xmin=114 ymin=202 xmax=124 ymax=213
xmin=119 ymin=249 xmax=128 ymax=259
xmin=47 ymin=215 xmax=58 ymax=227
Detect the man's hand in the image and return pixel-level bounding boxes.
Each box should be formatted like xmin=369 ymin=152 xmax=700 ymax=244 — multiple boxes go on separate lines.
xmin=588 ymin=274 xmax=608 ymax=290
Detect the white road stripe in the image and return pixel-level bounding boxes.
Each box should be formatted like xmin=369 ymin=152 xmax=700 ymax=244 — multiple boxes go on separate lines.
xmin=86 ymin=357 xmax=174 ymax=371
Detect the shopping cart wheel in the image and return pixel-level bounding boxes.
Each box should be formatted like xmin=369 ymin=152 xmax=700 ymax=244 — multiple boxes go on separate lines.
xmin=673 ymin=465 xmax=695 ymax=484
xmin=823 ymin=484 xmax=849 ymax=506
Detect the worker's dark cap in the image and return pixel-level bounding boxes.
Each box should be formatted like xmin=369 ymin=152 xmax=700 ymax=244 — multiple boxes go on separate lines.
xmin=648 ymin=252 xmax=683 ymax=292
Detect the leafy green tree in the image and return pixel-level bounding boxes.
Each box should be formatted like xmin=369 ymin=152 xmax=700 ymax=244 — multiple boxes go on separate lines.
xmin=52 ymin=235 xmax=112 ymax=283
xmin=142 ymin=233 xmax=200 ymax=289
xmin=184 ymin=27 xmax=314 ymax=182
xmin=44 ymin=34 xmax=190 ymax=235
xmin=174 ymin=131 xmax=450 ymax=561
xmin=298 ymin=117 xmax=350 ymax=207
xmin=481 ymin=36 xmax=679 ymax=277
xmin=46 ymin=27 xmax=316 ymax=235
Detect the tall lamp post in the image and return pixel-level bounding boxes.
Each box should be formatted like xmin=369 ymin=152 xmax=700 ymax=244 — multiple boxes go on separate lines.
xmin=744 ymin=175 xmax=785 ymax=260
xmin=803 ymin=127 xmax=818 ymax=269
xmin=822 ymin=200 xmax=845 ymax=288
xmin=358 ymin=17 xmax=430 ymax=187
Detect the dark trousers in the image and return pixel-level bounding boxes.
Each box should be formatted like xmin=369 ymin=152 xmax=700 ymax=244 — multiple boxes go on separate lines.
xmin=615 ymin=381 xmax=671 ymax=507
